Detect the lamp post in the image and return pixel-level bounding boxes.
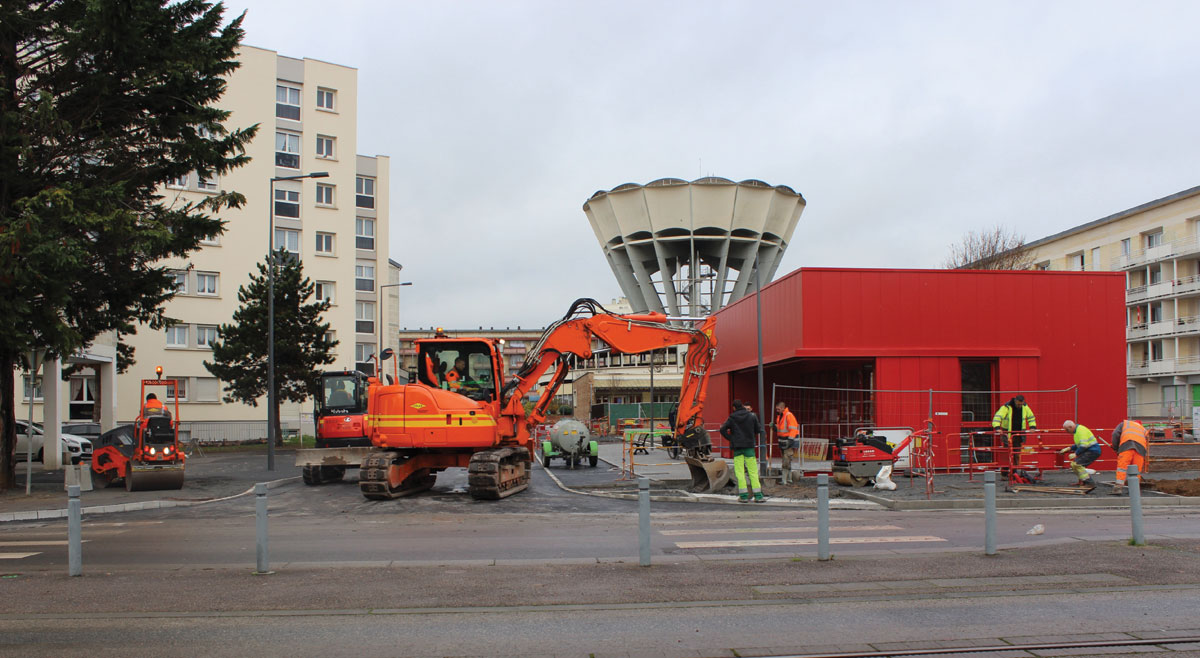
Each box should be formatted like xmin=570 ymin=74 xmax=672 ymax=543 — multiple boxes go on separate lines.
xmin=379 ymin=281 xmax=413 ymax=380
xmin=267 ymin=171 xmax=328 ymax=471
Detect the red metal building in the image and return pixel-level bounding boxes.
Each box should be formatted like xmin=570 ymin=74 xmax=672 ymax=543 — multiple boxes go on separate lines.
xmin=704 ymin=267 xmax=1127 ymax=470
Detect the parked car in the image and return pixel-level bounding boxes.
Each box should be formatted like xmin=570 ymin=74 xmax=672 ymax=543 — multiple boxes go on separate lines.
xmin=61 ymin=422 xmax=102 ymax=442
xmin=14 ymin=420 xmax=93 ymax=464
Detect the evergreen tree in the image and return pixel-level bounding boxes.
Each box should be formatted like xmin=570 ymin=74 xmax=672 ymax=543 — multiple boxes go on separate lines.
xmin=204 ymin=250 xmax=337 ymax=444
xmin=0 ymin=1 xmax=256 ymax=487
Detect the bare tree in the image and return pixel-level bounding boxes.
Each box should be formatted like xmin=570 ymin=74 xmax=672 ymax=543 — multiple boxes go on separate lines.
xmin=944 ymin=226 xmax=1035 ymax=270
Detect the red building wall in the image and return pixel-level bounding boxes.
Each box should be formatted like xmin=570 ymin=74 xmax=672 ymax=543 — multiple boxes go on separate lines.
xmin=704 ymin=268 xmax=1127 ymax=467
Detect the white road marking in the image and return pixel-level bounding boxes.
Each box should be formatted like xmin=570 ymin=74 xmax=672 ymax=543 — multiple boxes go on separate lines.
xmin=0 ymin=552 xmax=41 ymax=559
xmin=660 ymin=525 xmax=903 ymax=536
xmin=675 ymin=536 xmax=947 ymax=549
xmin=0 ymin=540 xmax=87 ymax=547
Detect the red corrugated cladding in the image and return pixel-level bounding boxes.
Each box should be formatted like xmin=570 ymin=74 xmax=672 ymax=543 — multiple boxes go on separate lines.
xmin=704 ymin=268 xmax=1127 ymax=469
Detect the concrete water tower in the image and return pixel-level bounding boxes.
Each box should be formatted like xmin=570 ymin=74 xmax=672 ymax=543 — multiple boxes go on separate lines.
xmin=583 ymin=177 xmax=805 ymax=316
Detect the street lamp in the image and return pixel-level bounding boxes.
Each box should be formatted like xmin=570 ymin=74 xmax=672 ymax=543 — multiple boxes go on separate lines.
xmin=267 ymin=171 xmax=328 ymax=471
xmin=379 ymin=281 xmax=413 ymax=381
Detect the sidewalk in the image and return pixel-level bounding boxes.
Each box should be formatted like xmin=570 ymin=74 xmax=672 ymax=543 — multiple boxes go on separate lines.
xmin=0 ymin=451 xmax=300 ymax=521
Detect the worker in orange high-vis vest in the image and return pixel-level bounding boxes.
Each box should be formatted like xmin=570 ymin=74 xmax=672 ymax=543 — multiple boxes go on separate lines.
xmin=1110 ymin=419 xmax=1149 ymax=495
xmin=775 ymin=402 xmax=800 ymax=483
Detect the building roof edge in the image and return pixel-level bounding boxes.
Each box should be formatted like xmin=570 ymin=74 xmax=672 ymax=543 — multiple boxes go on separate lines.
xmin=1026 ymin=183 xmax=1200 ymax=249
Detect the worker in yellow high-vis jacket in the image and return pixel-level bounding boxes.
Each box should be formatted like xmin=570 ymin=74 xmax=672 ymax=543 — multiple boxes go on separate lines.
xmin=993 ymin=395 xmax=1037 ymax=468
xmin=1059 ymin=420 xmax=1100 ymax=487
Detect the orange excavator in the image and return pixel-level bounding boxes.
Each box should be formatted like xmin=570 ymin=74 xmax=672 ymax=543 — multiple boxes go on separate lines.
xmin=359 ymin=298 xmax=729 ymax=500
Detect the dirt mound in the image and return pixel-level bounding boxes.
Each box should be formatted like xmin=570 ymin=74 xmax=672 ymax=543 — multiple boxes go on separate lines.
xmin=1143 ymin=478 xmax=1200 ymax=496
xmin=1149 ymin=458 xmax=1200 ymax=472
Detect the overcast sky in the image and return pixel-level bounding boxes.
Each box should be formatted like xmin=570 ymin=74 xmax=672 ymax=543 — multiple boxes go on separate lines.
xmin=223 ymin=0 xmax=1200 ymax=329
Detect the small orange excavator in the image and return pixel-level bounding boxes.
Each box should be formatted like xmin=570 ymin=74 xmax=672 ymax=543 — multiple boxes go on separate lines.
xmin=91 ymin=367 xmax=186 ymax=491
xmin=359 ymin=298 xmax=729 ymax=500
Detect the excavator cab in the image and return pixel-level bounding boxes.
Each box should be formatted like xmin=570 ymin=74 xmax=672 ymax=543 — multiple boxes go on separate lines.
xmin=418 ymin=340 xmax=499 ymax=403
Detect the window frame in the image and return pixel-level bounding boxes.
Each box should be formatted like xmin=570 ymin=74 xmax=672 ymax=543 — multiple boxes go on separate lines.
xmin=355 ymin=301 xmax=376 ymax=334
xmin=355 ymin=217 xmax=375 ymax=250
xmin=315 ymin=183 xmax=335 ymax=206
xmin=166 ymin=377 xmax=188 ymax=402
xmin=171 ymin=270 xmax=188 ymax=294
xmin=316 ymin=88 xmax=336 ymax=111
xmin=274 ymin=188 xmax=301 ymax=218
xmin=275 ymin=131 xmax=301 ymax=169
xmin=196 ymin=173 xmax=217 ymax=191
xmin=315 ymin=281 xmax=336 ymax=304
xmin=316 ymin=135 xmax=335 ymax=159
xmin=355 ymin=262 xmax=375 ymax=291
xmin=355 ymin=176 xmax=376 ymax=209
xmin=275 ymin=84 xmax=301 ymax=120
xmin=195 ymin=272 xmax=218 ymax=296
xmin=274 ymin=228 xmax=301 ymax=257
xmin=196 ymin=325 xmax=219 ymax=349
xmin=315 ymin=232 xmax=335 ymax=255
xmin=166 ymin=325 xmax=188 ymax=348
xmin=166 ymin=174 xmax=188 ymax=189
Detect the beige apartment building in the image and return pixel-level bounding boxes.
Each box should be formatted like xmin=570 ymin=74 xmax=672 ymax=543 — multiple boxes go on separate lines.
xmin=18 ymin=45 xmax=392 ymax=443
xmin=1024 ymin=184 xmax=1200 ymax=418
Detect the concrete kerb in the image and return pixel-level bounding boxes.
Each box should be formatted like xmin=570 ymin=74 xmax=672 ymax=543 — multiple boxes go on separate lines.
xmin=543 ymin=457 xmax=882 ymax=509
xmin=0 ymin=476 xmax=301 ymax=523
xmin=839 ymin=486 xmax=1200 ymax=510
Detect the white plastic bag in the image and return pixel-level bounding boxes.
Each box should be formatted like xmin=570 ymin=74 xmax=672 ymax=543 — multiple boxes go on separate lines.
xmin=1026 ymin=524 xmax=1045 ymax=535
xmin=874 ymin=465 xmax=897 ymax=491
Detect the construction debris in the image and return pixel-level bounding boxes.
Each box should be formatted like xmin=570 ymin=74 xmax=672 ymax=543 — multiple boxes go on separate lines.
xmin=1011 ymin=485 xmax=1095 ymax=496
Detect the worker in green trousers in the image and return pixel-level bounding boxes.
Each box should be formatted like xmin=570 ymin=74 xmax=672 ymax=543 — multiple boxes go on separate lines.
xmin=720 ymin=399 xmax=766 ymax=503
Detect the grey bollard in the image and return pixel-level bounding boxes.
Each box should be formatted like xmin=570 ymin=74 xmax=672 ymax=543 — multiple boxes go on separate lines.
xmin=817 ymin=473 xmax=830 ymax=561
xmin=984 ymin=471 xmax=997 ymax=556
xmin=254 ymin=483 xmax=273 ymax=575
xmin=67 ymin=485 xmax=82 ymax=577
xmin=638 ymin=477 xmax=651 ymax=567
xmin=1128 ymin=463 xmax=1145 ymax=546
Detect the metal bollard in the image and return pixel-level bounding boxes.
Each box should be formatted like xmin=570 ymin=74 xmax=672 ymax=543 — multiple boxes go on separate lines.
xmin=817 ymin=473 xmax=830 ymax=561
xmin=254 ymin=483 xmax=273 ymax=575
xmin=984 ymin=471 xmax=997 ymax=556
xmin=638 ymin=477 xmax=651 ymax=567
xmin=67 ymin=485 xmax=82 ymax=577
xmin=1128 ymin=463 xmax=1145 ymax=546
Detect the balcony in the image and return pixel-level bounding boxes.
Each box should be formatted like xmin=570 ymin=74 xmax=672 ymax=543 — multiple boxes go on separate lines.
xmin=1125 ymin=281 xmax=1174 ymax=303
xmin=1116 ymin=235 xmax=1200 ymax=270
xmin=1128 ymin=354 xmax=1200 ymax=377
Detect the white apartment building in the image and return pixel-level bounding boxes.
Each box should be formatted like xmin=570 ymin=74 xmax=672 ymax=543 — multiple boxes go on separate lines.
xmin=18 ymin=45 xmax=392 ymax=442
xmin=1024 ymin=184 xmax=1200 ymax=418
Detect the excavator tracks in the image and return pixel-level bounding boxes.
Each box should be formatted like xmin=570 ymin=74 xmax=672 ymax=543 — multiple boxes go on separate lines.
xmin=358 ymin=451 xmax=437 ymax=500
xmin=467 ymin=447 xmax=531 ymax=500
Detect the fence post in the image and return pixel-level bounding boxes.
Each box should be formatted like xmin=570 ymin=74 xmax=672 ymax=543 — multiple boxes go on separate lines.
xmin=638 ymin=477 xmax=651 ymax=566
xmin=67 ymin=485 xmax=82 ymax=576
xmin=984 ymin=471 xmax=997 ymax=556
xmin=254 ymin=483 xmax=273 ymax=575
xmin=1128 ymin=463 xmax=1145 ymax=546
xmin=817 ymin=473 xmax=830 ymax=561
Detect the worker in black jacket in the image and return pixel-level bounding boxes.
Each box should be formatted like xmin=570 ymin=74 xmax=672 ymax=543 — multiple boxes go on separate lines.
xmin=720 ymin=400 xmax=766 ymax=503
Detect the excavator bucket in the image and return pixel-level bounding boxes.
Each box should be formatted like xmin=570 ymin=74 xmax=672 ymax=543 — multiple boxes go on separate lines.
xmin=685 ymin=456 xmax=731 ymax=493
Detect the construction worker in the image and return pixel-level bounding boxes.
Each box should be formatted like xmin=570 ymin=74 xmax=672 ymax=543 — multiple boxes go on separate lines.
xmin=993 ymin=395 xmax=1037 ymax=468
xmin=1110 ymin=419 xmax=1149 ymax=495
xmin=720 ymin=400 xmax=766 ymax=503
xmin=445 ymin=357 xmax=467 ymax=391
xmin=774 ymin=401 xmax=800 ymax=483
xmin=1059 ymin=420 xmax=1100 ymax=487
xmin=143 ymin=393 xmax=167 ymax=417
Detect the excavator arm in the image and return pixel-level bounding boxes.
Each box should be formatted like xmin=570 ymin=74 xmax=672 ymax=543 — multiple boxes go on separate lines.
xmin=500 ymin=299 xmax=728 ymax=492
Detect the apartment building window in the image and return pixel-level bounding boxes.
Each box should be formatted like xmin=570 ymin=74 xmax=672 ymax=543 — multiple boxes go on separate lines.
xmin=1150 ymin=264 xmax=1163 ymax=285
xmin=197 ymin=174 xmax=217 ymax=191
xmin=196 ymin=325 xmax=219 ymax=348
xmin=325 ymin=330 xmax=337 ymax=348
xmin=166 ymin=325 xmax=188 ymax=348
xmin=274 ymin=228 xmax=300 ymax=259
xmin=316 ymin=88 xmax=336 ymax=111
xmin=1151 ymin=339 xmax=1164 ymax=361
xmin=315 ymin=232 xmax=335 ymax=255
xmin=274 ymin=188 xmax=300 ymax=218
xmin=1121 ymin=238 xmax=1131 ymax=256
xmin=1150 ymin=302 xmax=1163 ymax=323
xmin=23 ymin=375 xmax=43 ymax=401
xmin=171 ymin=270 xmax=188 ymax=294
xmin=276 ymin=84 xmax=301 ymax=120
xmin=355 ymin=176 xmax=375 ymax=208
xmin=166 ymin=377 xmax=187 ymax=402
xmin=1068 ymin=252 xmax=1084 ymax=271
xmin=315 ymin=281 xmax=335 ymax=304
xmin=355 ymin=343 xmax=376 ymax=375
xmin=355 ymin=217 xmax=375 ymax=249
xmin=196 ymin=272 xmax=218 ymax=296
xmin=1091 ymin=247 xmax=1101 ymax=270
xmin=316 ymin=135 xmax=335 ymax=159
xmin=356 ymin=301 xmax=375 ymax=334
xmin=275 ymin=131 xmax=300 ymax=169
xmin=355 ymin=262 xmax=375 ymax=291
xmin=1035 ymin=261 xmax=1050 ymax=271
xmin=1145 ymin=230 xmax=1164 ymax=249
xmin=316 ymin=184 xmax=335 ymax=206
xmin=166 ymin=175 xmax=188 ymax=189
xmin=194 ymin=377 xmax=220 ymax=402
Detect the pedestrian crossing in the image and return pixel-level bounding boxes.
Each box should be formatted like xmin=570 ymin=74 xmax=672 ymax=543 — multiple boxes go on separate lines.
xmin=663 ymin=521 xmax=947 ymax=551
